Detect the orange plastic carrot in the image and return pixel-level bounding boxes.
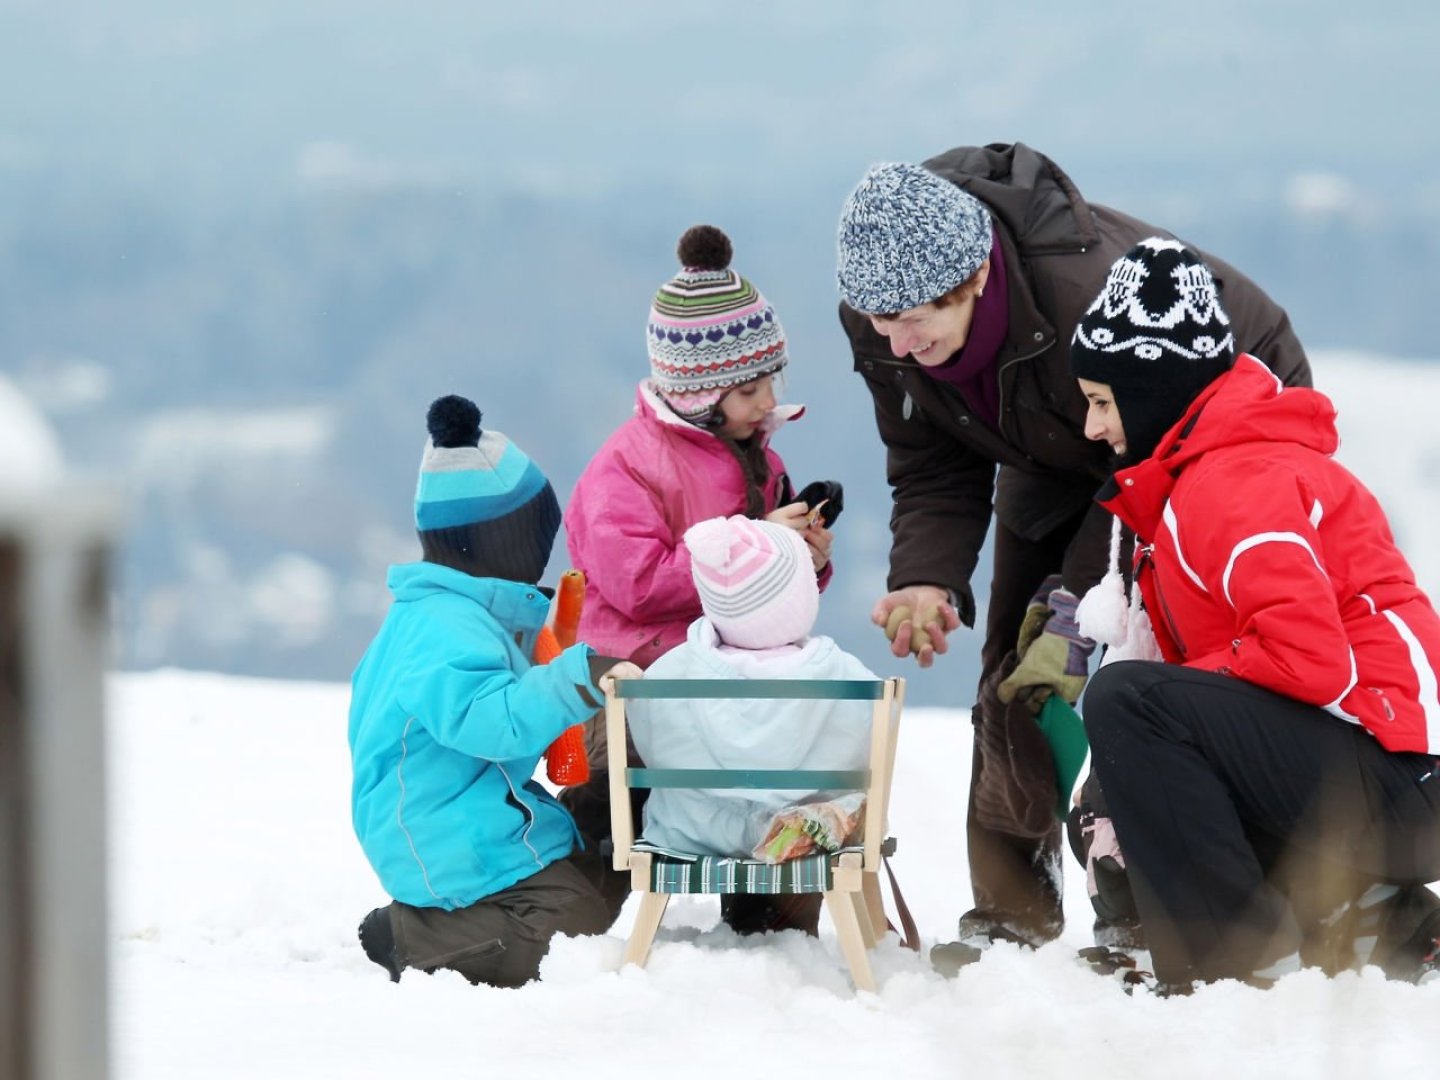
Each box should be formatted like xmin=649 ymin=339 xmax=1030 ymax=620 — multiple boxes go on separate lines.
xmin=535 ymin=570 xmax=590 ymax=786
xmin=553 ymin=569 xmax=586 ymax=648
xmin=533 ymin=624 xmax=564 ymax=665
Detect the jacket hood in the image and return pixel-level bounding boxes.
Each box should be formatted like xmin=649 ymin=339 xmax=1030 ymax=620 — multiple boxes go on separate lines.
xmin=385 ymin=561 xmax=550 ymax=633
xmin=635 ymin=380 xmax=804 ymax=440
xmin=1101 ymin=355 xmax=1339 ymax=532
xmin=922 ymin=142 xmax=1098 ymax=256
xmin=683 ymin=615 xmax=832 ymax=673
xmin=1153 ymin=354 xmax=1337 ymax=468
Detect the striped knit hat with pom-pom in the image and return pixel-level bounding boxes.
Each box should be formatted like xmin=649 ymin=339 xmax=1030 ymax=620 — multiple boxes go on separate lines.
xmin=683 ymin=514 xmax=818 ymax=649
xmin=647 ymin=225 xmax=788 ymax=425
xmin=414 ymin=394 xmax=561 ymax=583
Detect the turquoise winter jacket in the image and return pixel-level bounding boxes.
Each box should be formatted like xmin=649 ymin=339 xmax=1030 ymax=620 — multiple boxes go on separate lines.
xmin=349 ymin=562 xmax=599 ymax=909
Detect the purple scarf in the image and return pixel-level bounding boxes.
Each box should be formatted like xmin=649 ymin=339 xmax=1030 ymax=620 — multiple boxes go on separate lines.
xmin=919 ymin=233 xmax=1009 ymax=430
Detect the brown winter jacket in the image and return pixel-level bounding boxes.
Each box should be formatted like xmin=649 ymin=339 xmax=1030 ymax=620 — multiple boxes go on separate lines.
xmin=840 ymin=142 xmax=1312 ymax=625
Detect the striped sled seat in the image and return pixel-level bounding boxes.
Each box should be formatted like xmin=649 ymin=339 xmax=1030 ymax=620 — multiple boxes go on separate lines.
xmin=604 ymin=677 xmax=905 ymax=991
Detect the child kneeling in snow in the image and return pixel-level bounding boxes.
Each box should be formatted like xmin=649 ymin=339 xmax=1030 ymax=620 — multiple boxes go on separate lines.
xmin=348 ymin=395 xmax=639 ymax=988
xmin=627 ymin=515 xmax=876 ymax=874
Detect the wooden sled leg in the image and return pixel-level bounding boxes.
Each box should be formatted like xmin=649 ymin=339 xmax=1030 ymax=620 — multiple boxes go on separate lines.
xmin=850 ymin=888 xmax=877 ymax=949
xmin=824 ymin=890 xmax=876 ymax=992
xmin=623 ymin=893 xmax=670 ymax=969
xmin=861 ymin=871 xmax=888 ymax=943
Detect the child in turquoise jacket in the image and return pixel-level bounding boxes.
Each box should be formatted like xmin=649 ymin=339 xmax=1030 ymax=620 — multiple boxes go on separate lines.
xmin=350 ymin=395 xmax=638 ymax=987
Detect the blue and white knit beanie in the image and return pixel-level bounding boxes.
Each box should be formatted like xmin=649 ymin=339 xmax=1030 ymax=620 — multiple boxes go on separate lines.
xmin=647 ymin=225 xmax=788 ymax=426
xmin=1070 ymin=237 xmax=1236 ymax=462
xmin=414 ymin=395 xmax=561 ymax=583
xmin=836 ymin=162 xmax=993 ymax=315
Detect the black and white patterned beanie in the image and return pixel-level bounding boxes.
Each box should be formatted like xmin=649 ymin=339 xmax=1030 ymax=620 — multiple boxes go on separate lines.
xmin=1070 ymin=237 xmax=1235 ymax=462
xmin=836 ymin=162 xmax=993 ymax=315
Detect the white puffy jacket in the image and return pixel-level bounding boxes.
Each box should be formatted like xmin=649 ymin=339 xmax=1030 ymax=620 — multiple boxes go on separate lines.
xmin=627 ymin=618 xmax=876 ymax=857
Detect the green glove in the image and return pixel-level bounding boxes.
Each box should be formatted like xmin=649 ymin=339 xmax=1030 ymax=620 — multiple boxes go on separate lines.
xmin=997 ymin=586 xmax=1095 ymax=708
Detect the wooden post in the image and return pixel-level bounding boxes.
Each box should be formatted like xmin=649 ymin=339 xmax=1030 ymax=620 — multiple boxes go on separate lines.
xmin=0 ymin=488 xmax=117 ymax=1080
xmin=604 ymin=682 xmax=634 ymax=872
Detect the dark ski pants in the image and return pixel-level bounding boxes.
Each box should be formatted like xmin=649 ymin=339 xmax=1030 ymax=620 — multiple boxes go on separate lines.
xmin=556 ymin=654 xmax=659 ymax=924
xmin=385 ymin=855 xmax=613 ymax=988
xmin=556 ymin=758 xmax=646 ymax=926
xmin=963 ymin=513 xmax=1089 ymax=940
xmin=1084 ymin=660 xmax=1440 ymax=985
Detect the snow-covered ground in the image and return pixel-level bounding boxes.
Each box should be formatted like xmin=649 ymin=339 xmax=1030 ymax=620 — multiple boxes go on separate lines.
xmin=108 ymin=669 xmax=1435 ymax=1080
xmin=100 ymin=352 xmax=1440 ymax=1077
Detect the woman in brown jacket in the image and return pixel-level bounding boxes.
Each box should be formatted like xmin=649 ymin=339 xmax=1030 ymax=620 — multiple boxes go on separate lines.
xmin=834 ymin=143 xmax=1312 ymax=958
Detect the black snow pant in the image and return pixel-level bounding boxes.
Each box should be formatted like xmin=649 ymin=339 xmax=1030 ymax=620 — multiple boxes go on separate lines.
xmin=1084 ymin=660 xmax=1440 ymax=985
xmin=963 ymin=512 xmax=1089 ymax=943
xmin=384 ymin=855 xmax=613 ymax=988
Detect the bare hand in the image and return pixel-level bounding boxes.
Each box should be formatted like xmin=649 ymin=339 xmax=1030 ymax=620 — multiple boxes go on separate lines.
xmin=766 ymin=502 xmax=832 ymax=572
xmin=871 ymin=586 xmax=961 ymax=669
xmin=764 ymin=501 xmax=811 ymax=531
xmin=802 ymin=521 xmax=833 ymax=572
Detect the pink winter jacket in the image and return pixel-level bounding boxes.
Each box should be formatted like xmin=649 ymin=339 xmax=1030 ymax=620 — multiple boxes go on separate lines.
xmin=565 ymin=382 xmax=830 ymax=668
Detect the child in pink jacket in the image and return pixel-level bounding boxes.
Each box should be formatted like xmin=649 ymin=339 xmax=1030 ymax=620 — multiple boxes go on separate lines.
xmin=562 ymin=224 xmax=838 ymax=932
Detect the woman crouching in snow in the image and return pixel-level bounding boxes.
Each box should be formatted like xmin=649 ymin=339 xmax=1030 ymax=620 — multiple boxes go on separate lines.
xmin=1069 ymin=237 xmax=1440 ymax=991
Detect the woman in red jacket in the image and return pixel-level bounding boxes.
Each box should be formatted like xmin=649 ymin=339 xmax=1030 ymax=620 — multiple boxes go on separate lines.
xmin=1070 ymin=238 xmax=1440 ymax=990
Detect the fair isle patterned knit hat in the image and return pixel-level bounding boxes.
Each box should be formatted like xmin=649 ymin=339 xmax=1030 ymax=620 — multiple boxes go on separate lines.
xmin=836 ymin=162 xmax=993 ymax=314
xmin=647 ymin=225 xmax=788 ymax=425
xmin=1071 ymin=237 xmax=1236 ymax=462
xmin=684 ymin=515 xmax=818 ymax=650
xmin=414 ymin=395 xmax=561 ymax=583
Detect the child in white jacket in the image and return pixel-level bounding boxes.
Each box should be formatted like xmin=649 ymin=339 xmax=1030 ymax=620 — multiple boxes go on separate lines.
xmin=626 ymin=515 xmax=876 ymax=861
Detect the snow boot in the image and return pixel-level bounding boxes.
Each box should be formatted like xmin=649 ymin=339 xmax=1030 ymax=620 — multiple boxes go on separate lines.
xmin=1076 ymin=945 xmax=1157 ymax=994
xmin=720 ymin=893 xmax=821 ymax=937
xmin=359 ymin=906 xmax=403 ymax=983
xmin=955 ymin=907 xmax=1059 ymax=949
xmin=1092 ymin=915 xmax=1146 ymax=951
xmin=930 ymin=940 xmax=984 ymax=978
xmin=1374 ymin=888 xmax=1440 ymax=985
xmin=1091 ymin=853 xmax=1140 ymax=924
xmin=1312 ymin=881 xmax=1440 ymax=981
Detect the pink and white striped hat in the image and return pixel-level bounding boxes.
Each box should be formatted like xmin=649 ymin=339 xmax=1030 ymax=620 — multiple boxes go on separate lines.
xmin=683 ymin=515 xmax=818 ymax=649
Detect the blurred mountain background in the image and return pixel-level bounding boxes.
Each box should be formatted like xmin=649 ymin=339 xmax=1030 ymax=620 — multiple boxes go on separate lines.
xmin=2 ymin=0 xmax=1438 ymax=704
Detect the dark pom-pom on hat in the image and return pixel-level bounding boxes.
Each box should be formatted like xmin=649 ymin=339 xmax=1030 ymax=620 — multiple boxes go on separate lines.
xmin=414 ymin=394 xmax=560 ymax=583
xmin=427 ymin=395 xmax=482 ymax=448
xmin=676 ymin=225 xmax=733 ymax=271
xmin=648 ymin=224 xmax=787 ymax=423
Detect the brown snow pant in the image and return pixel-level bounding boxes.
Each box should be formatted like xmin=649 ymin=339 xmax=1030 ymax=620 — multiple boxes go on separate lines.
xmin=385 ymin=855 xmax=612 ymax=988
xmin=556 ymin=711 xmax=648 ymax=924
xmin=962 ymin=513 xmax=1092 ymax=944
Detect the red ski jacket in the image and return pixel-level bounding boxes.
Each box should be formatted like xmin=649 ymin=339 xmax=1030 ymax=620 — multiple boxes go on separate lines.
xmin=1100 ymin=355 xmax=1440 ymax=754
